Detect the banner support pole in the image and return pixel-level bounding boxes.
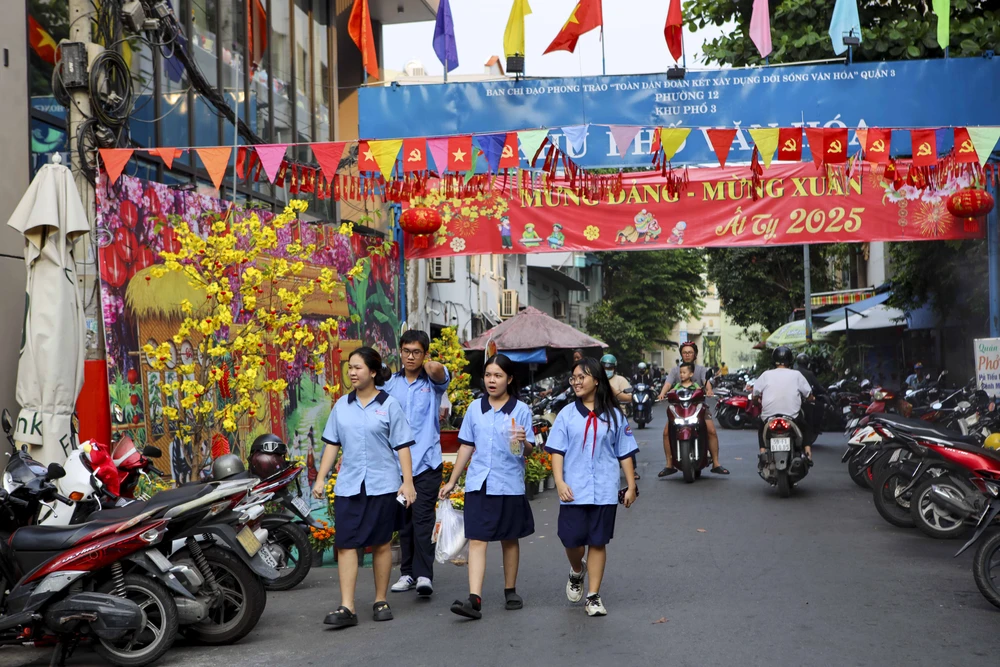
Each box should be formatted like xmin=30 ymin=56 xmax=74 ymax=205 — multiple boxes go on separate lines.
xmin=803 ymin=244 xmax=813 ymax=343
xmin=988 ymin=173 xmax=999 ymax=337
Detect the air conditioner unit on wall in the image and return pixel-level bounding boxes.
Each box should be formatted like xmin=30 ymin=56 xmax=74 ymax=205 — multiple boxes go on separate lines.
xmin=501 ymin=290 xmax=518 ymax=318
xmin=428 ymin=257 xmax=454 ymax=282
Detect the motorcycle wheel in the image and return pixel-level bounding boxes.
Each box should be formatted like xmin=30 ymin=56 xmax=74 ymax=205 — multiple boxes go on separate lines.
xmin=95 ymin=574 xmax=178 ymax=667
xmin=872 ymin=466 xmax=915 ymax=528
xmin=777 ymin=471 xmax=791 ymax=498
xmin=679 ymin=441 xmax=695 ymax=484
xmin=717 ymin=410 xmax=735 ymax=430
xmin=972 ymin=531 xmax=1000 ymax=610
xmin=730 ymin=411 xmax=746 ymax=429
xmin=847 ymin=454 xmax=872 ymax=489
xmin=264 ymin=523 xmax=312 ymax=592
xmin=184 ymin=546 xmax=267 ymax=645
xmin=910 ymin=476 xmax=970 ymax=540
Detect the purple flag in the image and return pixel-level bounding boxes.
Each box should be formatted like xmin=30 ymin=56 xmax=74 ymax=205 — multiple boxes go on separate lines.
xmin=433 ymin=0 xmax=459 ymax=73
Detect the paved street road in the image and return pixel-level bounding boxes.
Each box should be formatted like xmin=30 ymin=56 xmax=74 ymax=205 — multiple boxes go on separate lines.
xmin=4 ymin=406 xmax=1000 ymax=666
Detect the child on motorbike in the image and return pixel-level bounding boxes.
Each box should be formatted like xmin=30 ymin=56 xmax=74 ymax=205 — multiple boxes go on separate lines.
xmin=673 ymin=362 xmax=701 ymax=391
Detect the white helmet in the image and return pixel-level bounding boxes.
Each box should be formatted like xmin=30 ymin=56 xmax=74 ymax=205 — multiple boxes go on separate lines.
xmin=637 ymin=362 xmax=648 ymax=371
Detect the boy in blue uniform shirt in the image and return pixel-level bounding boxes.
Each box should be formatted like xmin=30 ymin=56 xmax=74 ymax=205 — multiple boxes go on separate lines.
xmin=545 ymin=357 xmax=638 ymax=617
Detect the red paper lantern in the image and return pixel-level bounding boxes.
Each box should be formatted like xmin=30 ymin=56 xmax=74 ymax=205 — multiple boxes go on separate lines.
xmin=947 ymin=187 xmax=995 ymax=233
xmin=398 ymin=207 xmax=442 ymax=248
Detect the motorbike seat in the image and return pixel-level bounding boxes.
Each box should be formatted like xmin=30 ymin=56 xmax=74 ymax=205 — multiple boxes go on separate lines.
xmin=10 ymin=517 xmax=127 ymax=552
xmin=86 ymin=483 xmax=215 ymax=521
xmin=872 ymin=413 xmax=981 ymax=446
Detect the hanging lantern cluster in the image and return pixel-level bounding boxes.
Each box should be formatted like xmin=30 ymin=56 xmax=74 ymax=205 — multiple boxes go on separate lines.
xmin=398 ymin=207 xmax=443 ymax=248
xmin=946 ymin=187 xmax=995 ymax=233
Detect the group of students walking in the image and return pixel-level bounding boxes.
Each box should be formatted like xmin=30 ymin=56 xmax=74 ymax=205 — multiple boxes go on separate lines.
xmin=312 ymin=331 xmax=639 ymax=629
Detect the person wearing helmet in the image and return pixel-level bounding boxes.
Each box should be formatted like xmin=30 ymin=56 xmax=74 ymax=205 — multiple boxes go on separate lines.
xmin=657 ymin=342 xmax=729 ymax=476
xmin=601 ymin=354 xmax=632 ymax=404
xmin=632 ymin=361 xmax=653 ymax=387
xmin=752 ymin=346 xmax=815 ymax=464
xmin=906 ymin=362 xmax=926 ymax=390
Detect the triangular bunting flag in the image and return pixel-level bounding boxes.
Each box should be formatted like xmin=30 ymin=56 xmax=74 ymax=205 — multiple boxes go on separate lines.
xmin=255 ymin=144 xmax=289 ymax=183
xmin=357 ymin=141 xmax=379 ymax=172
xmin=517 ymin=129 xmax=549 ymax=165
xmin=659 ymin=128 xmax=690 ymax=161
xmin=402 ymin=138 xmax=427 ymax=172
xmin=804 ymin=128 xmax=825 ymax=169
xmin=476 ymin=134 xmax=507 ymax=174
xmin=777 ymin=128 xmax=802 ymax=161
xmin=464 ymin=148 xmax=481 ymax=184
xmin=748 ymin=128 xmax=780 ymax=169
xmin=855 ymin=125 xmax=868 ymax=155
xmin=369 ymin=139 xmax=403 ymax=179
xmin=561 ymin=125 xmax=589 ymax=155
xmin=910 ymin=129 xmax=937 ymax=167
xmin=499 ymin=133 xmax=520 ymax=169
xmin=427 ymin=138 xmax=450 ymax=173
xmin=148 ymin=147 xmax=182 ymax=170
xmin=609 ymin=126 xmax=642 ymax=159
xmin=312 ymin=142 xmax=348 ymax=183
xmin=195 ymin=147 xmax=232 ymax=190
xmin=706 ymin=129 xmax=737 ymax=168
xmin=968 ymin=127 xmax=1000 ymax=168
xmin=954 ymin=128 xmax=978 ymax=164
xmin=99 ymin=148 xmax=134 ymax=184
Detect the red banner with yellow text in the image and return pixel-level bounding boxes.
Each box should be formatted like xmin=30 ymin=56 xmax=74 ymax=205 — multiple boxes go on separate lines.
xmin=405 ymin=163 xmax=984 ymax=258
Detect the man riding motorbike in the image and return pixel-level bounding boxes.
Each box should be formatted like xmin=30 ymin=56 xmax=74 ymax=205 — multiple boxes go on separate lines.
xmin=753 ymin=346 xmax=815 ymax=466
xmin=657 ymin=342 xmax=730 ymax=476
xmin=905 ymin=362 xmax=925 ymax=390
xmin=632 ymin=362 xmax=653 ymax=387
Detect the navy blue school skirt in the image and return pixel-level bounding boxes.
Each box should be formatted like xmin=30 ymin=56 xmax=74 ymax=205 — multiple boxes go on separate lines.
xmin=334 ymin=481 xmax=405 ymax=550
xmin=557 ymin=504 xmax=618 ymax=548
xmin=464 ymin=488 xmax=535 ymax=542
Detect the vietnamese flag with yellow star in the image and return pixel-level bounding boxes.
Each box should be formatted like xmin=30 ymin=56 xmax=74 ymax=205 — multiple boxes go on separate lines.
xmin=28 ymin=15 xmax=57 ymax=65
xmin=544 ymin=0 xmax=603 ymax=54
xmin=447 ymin=136 xmax=472 ymax=172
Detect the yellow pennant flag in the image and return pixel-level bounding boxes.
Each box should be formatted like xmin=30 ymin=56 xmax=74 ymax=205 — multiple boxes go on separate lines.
xmin=368 ymin=139 xmax=403 ymax=180
xmin=659 ymin=128 xmax=691 ymax=161
xmin=749 ymin=128 xmax=780 ymax=169
xmin=504 ymin=0 xmax=533 ymax=58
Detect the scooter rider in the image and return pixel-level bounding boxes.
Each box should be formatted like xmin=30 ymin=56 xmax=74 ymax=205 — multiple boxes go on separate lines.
xmin=602 ymin=355 xmax=632 ymax=405
xmin=632 ymin=362 xmax=653 ymax=387
xmin=753 ymin=346 xmax=815 ymax=465
xmin=657 ymin=342 xmax=729 ymax=476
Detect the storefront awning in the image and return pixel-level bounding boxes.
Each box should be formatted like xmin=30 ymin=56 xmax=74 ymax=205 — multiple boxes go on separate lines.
xmin=821 ymin=291 xmax=891 ymax=322
xmin=527 ymin=266 xmax=588 ymax=292
xmin=817 ymin=304 xmax=907 ymax=333
xmin=810 ymin=289 xmax=875 ymax=308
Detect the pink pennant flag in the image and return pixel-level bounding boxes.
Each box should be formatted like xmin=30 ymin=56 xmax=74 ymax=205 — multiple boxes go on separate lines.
xmin=255 ymin=144 xmax=289 ymax=184
xmin=749 ymin=0 xmax=772 ymax=58
xmin=608 ymin=126 xmax=642 ymax=159
xmin=427 ymin=137 xmax=450 ymax=174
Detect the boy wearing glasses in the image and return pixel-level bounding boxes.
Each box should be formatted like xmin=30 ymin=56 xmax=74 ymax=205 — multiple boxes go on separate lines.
xmin=386 ymin=330 xmax=451 ymax=597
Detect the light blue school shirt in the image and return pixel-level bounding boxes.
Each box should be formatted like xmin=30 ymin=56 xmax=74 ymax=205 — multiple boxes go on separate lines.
xmin=458 ymin=396 xmax=536 ymax=496
xmin=544 ymin=400 xmax=638 ymax=506
xmin=384 ymin=367 xmax=451 ymax=476
xmin=321 ymin=390 xmax=415 ymax=497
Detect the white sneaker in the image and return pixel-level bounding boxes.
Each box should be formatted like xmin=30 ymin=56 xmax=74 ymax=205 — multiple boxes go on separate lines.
xmin=585 ymin=593 xmax=607 ymax=617
xmin=416 ymin=576 xmax=433 ymax=597
xmin=391 ymin=575 xmax=414 ymax=592
xmin=565 ymin=567 xmax=585 ymax=603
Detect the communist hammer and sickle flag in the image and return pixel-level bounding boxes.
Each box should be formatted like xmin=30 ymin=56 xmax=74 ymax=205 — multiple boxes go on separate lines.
xmin=402 ymin=138 xmax=427 ymax=172
xmin=910 ymin=129 xmax=937 ymax=167
xmin=865 ymin=128 xmax=891 ymax=164
xmin=954 ymin=128 xmax=978 ymax=164
xmin=823 ymin=128 xmax=848 ymax=164
xmin=777 ymin=128 xmax=802 ymax=161
xmin=499 ymin=132 xmax=521 ymax=169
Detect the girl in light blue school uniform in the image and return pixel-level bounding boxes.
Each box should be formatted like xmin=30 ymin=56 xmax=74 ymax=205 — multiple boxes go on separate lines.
xmin=545 ymin=357 xmax=638 ymax=618
xmin=440 ymin=354 xmax=534 ymax=620
xmin=312 ymin=347 xmax=417 ymax=630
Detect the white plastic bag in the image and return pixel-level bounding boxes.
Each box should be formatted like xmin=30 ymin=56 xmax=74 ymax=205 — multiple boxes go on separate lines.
xmin=433 ymin=501 xmax=468 ymax=565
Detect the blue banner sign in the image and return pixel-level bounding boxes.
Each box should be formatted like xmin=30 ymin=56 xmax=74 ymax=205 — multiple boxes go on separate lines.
xmin=359 ymin=58 xmax=999 ymax=168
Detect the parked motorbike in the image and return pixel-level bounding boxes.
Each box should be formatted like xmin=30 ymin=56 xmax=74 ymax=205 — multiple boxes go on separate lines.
xmin=954 ymin=481 xmax=1000 ymax=609
xmin=715 ymin=391 xmax=762 ymax=430
xmin=631 ymin=382 xmax=654 ymax=429
xmin=664 ymin=386 xmax=709 ymax=483
xmin=758 ymin=415 xmax=810 ymax=497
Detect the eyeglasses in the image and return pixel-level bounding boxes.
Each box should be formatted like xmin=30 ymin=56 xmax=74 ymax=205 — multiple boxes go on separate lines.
xmin=569 ymin=376 xmax=588 ymax=384
xmin=401 ymin=349 xmax=424 ymax=358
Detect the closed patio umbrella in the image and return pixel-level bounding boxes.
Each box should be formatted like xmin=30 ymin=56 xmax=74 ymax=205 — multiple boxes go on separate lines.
xmin=6 ymin=161 xmax=89 ymax=464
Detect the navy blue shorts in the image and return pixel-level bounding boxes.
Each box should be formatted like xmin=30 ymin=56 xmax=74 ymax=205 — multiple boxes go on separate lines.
xmin=557 ymin=504 xmax=618 ymax=548
xmin=334 ymin=481 xmax=405 ymax=550
xmin=464 ymin=488 xmax=535 ymax=542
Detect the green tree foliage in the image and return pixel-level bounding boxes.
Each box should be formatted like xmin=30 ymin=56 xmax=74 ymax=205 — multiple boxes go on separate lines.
xmin=707 ymin=246 xmax=833 ymax=332
xmin=586 ymin=250 xmax=705 ymax=364
xmin=688 ymin=0 xmax=999 ymax=66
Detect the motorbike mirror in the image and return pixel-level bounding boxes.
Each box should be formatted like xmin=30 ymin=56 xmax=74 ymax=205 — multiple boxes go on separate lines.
xmin=931 ymin=401 xmax=943 ymax=411
xmin=45 ymin=462 xmax=66 ymax=481
xmin=1 ymin=409 xmax=12 ymax=435
xmin=142 ymin=445 xmax=163 ymax=459
xmin=957 ymin=401 xmax=972 ymax=411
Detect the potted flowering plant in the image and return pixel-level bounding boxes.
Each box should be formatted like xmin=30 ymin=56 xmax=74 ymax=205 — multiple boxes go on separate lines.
xmin=308 ymin=521 xmax=336 ymax=565
xmin=429 ymin=327 xmax=473 ymax=453
xmin=525 ymin=454 xmax=548 ymax=497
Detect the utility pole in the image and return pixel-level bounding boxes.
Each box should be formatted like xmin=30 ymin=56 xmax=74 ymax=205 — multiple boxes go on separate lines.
xmin=67 ymin=0 xmax=101 ymax=362
xmin=803 ymin=245 xmax=813 ymax=343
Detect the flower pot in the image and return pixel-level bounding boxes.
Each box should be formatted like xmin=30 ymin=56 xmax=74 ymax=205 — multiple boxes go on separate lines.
xmin=440 ymin=429 xmax=461 ymax=454
xmin=312 ymin=548 xmax=325 ymax=567
xmin=546 ymin=475 xmax=556 ymax=490
xmin=537 ymin=480 xmax=546 ymax=494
